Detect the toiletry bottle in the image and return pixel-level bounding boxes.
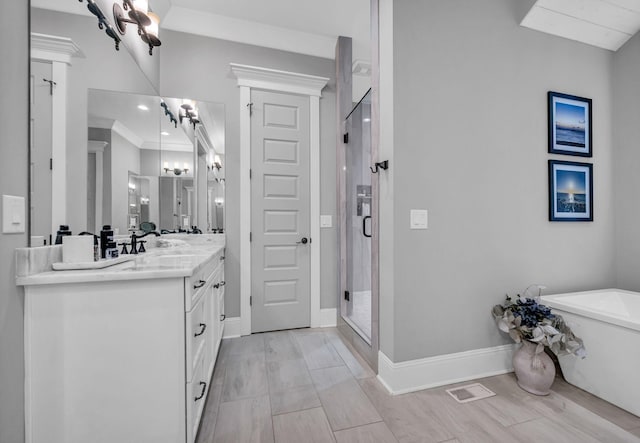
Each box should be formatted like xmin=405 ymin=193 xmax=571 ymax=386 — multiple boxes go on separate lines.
xmin=93 ymin=236 xmax=99 ymax=261
xmin=106 ymin=241 xmax=119 ymax=259
xmin=55 ymin=225 xmax=72 ymax=245
xmin=100 ymin=225 xmax=114 ymax=259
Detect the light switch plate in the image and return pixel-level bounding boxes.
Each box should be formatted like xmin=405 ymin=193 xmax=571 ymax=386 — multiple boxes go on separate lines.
xmin=410 ymin=209 xmax=428 ymax=229
xmin=3 ymin=195 xmax=25 ymax=234
xmin=320 ymin=215 xmax=333 ymax=228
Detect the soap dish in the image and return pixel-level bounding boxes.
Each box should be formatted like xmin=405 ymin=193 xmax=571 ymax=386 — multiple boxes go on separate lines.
xmin=52 ymin=255 xmax=135 ymax=270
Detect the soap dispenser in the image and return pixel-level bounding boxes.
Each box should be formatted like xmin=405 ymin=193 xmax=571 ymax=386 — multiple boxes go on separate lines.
xmin=100 ymin=225 xmax=114 ymax=259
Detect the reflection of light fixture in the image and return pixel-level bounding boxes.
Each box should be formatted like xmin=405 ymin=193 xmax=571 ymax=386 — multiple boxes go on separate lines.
xmin=140 ymin=196 xmax=150 ymax=204
xmin=128 ymin=182 xmax=136 ymax=190
xmin=214 ymin=154 xmax=222 ymax=170
xmin=137 ymin=104 xmax=149 ymax=111
xmin=179 ymin=99 xmax=200 ymax=129
xmin=161 ymin=131 xmax=169 ymax=136
xmin=214 ymin=197 xmax=224 ymax=207
xmin=160 ymin=101 xmax=177 ymax=128
xmin=110 ymin=0 xmax=162 ymax=55
xmin=163 ymin=161 xmax=189 ymax=175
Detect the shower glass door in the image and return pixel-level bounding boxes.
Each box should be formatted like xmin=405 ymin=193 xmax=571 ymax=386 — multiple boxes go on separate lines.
xmin=342 ymin=89 xmax=372 ymax=343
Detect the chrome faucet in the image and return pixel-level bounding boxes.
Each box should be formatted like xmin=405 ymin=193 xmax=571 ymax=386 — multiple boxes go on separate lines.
xmin=130 ymin=231 xmax=160 ymax=254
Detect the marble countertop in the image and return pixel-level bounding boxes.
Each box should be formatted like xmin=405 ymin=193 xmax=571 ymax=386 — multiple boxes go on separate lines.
xmin=16 ymin=234 xmax=225 ymax=286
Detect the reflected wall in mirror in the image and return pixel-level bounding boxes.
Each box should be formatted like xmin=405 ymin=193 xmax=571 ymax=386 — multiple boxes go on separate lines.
xmin=87 ymin=89 xmax=161 ymax=235
xmin=159 ymin=97 xmax=225 ymax=233
xmin=30 ymin=6 xmax=160 ymax=243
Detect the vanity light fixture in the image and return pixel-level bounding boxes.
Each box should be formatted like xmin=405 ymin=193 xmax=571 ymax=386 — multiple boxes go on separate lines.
xmin=179 ymin=100 xmax=200 ymax=129
xmin=80 ymin=0 xmax=161 ymax=56
xmin=164 ymin=161 xmax=189 ymax=176
xmin=137 ymin=104 xmax=149 ymax=111
xmin=214 ymin=154 xmax=222 ymax=170
xmin=113 ymin=0 xmax=162 ymax=55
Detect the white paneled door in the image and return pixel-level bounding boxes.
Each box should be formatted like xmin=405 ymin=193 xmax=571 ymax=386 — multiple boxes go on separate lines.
xmin=250 ymin=90 xmax=311 ymax=333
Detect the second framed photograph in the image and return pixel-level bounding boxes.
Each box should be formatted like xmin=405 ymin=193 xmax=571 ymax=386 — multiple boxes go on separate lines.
xmin=548 ymin=91 xmax=592 ymax=157
xmin=548 ymin=160 xmax=593 ymax=222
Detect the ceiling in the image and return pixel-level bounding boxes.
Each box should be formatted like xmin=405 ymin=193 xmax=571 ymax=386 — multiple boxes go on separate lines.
xmin=31 ymin=0 xmax=371 ymax=60
xmin=521 ymin=0 xmax=640 ymax=51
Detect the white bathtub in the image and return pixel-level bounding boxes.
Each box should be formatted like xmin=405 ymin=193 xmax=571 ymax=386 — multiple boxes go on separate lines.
xmin=541 ymin=289 xmax=640 ymax=417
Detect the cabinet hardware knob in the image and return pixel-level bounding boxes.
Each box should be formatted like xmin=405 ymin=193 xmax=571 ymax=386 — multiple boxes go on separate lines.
xmin=220 ymin=314 xmax=226 ymax=321
xmin=194 ymin=323 xmax=206 ymax=337
xmin=194 ymin=381 xmax=207 ymax=401
xmin=193 ymin=280 xmax=206 ymax=289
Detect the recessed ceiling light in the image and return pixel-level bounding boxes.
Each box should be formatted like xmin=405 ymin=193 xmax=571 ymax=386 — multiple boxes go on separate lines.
xmin=161 ymin=131 xmax=170 ymax=136
xmin=138 ymin=104 xmax=149 ymax=111
xmin=363 ymin=118 xmax=371 ymax=122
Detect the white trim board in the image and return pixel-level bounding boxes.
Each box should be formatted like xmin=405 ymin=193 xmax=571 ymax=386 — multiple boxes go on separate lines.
xmin=377 ymin=344 xmax=516 ymax=395
xmin=222 ymin=317 xmax=242 ymax=339
xmin=231 ymin=63 xmax=329 ymax=336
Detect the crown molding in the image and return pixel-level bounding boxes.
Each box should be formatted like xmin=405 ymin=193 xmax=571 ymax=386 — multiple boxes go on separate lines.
xmin=31 ymin=33 xmax=84 ymax=64
xmin=230 ymin=63 xmax=329 ymax=97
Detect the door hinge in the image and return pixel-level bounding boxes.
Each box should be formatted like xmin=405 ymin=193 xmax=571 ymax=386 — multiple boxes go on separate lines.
xmin=247 ymin=102 xmax=254 ymax=116
xmin=249 ymin=169 xmax=252 ymax=179
xmin=49 ymin=158 xmax=53 ymax=170
xmin=249 ymin=296 xmax=252 ymax=306
xmin=343 ymin=133 xmax=349 ymax=144
xmin=344 ymin=290 xmax=350 ymax=301
xmin=249 ymin=232 xmax=252 ymax=242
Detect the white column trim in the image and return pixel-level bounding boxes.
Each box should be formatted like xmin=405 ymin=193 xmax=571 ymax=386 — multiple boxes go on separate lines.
xmin=232 ymin=63 xmax=329 ymax=336
xmin=30 ymin=33 xmax=82 ymax=239
xmin=88 ymin=141 xmax=107 ymax=234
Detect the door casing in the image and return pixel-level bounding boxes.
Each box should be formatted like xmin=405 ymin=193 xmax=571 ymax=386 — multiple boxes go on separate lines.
xmin=231 ymin=63 xmax=329 ymax=336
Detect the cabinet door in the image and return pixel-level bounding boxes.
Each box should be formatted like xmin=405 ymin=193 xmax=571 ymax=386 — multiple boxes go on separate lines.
xmin=186 ymin=291 xmax=207 ymax=383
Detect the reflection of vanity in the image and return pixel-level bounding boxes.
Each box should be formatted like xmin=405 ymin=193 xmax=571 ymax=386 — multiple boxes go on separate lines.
xmin=17 ymin=237 xmax=225 ymax=443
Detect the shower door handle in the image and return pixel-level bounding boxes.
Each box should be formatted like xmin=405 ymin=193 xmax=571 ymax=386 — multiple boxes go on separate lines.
xmin=362 ymin=216 xmax=372 ymax=238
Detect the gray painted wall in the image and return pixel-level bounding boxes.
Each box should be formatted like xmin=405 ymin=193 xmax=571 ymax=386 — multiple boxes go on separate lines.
xmin=387 ymin=0 xmax=616 ymax=362
xmin=160 ymin=30 xmax=338 ymax=317
xmin=0 ymin=2 xmax=28 ymax=442
xmin=612 ymin=32 xmax=640 ymax=291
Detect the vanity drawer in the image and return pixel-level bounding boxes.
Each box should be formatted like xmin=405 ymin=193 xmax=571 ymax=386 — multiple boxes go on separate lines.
xmin=186 ymin=352 xmax=208 ymax=443
xmin=185 ymin=291 xmax=207 ymax=383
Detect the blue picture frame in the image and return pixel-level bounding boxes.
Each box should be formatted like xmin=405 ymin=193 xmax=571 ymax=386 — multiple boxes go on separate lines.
xmin=548 ymin=160 xmax=593 ymax=222
xmin=548 ymin=91 xmax=592 ymax=157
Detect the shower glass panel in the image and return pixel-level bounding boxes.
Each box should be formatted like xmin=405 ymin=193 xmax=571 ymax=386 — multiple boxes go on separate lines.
xmin=342 ymin=89 xmax=372 ymax=343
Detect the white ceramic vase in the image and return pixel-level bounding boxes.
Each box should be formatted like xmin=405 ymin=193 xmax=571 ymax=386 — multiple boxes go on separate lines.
xmin=512 ymin=340 xmax=555 ymax=396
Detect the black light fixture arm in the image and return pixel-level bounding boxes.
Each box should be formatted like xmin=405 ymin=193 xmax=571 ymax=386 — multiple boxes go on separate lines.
xmin=370 ymin=160 xmax=390 ymax=174
xmin=160 ymin=101 xmax=178 ymax=128
xmin=81 ymin=0 xmax=121 ymax=51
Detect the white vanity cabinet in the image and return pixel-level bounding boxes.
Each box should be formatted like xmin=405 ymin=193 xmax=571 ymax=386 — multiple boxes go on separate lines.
xmin=20 ymin=247 xmax=225 ymax=443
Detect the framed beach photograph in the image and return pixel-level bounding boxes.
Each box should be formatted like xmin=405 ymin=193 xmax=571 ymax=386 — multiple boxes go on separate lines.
xmin=548 ymin=91 xmax=592 ymax=157
xmin=548 ymin=160 xmax=593 ymax=222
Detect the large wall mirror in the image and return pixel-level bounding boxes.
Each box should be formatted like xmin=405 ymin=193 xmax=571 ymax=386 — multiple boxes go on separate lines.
xmin=87 ymin=90 xmax=225 ymax=236
xmin=29 ymin=6 xmax=225 ymax=243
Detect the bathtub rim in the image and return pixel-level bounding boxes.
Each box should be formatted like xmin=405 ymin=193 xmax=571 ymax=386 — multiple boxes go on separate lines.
xmin=540 ymin=288 xmax=640 ymax=333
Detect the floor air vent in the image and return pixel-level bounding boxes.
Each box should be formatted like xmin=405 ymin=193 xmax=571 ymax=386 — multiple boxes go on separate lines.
xmin=445 ymin=383 xmax=496 ymax=404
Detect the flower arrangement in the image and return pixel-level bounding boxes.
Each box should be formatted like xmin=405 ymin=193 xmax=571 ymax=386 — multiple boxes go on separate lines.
xmin=492 ymin=293 xmax=586 ymax=358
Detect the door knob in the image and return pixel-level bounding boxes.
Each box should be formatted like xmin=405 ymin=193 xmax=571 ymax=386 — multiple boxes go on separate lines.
xmin=296 ymin=237 xmax=309 ymax=245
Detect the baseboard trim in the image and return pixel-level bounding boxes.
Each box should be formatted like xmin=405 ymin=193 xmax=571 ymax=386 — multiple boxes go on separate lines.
xmin=223 ymin=317 xmax=242 ymax=338
xmin=377 ymin=344 xmax=515 ymax=395
xmin=320 ymin=308 xmax=337 ymax=327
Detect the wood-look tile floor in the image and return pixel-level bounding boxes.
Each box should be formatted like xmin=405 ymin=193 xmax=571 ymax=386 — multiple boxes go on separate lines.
xmin=196 ymin=328 xmax=640 ymax=443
